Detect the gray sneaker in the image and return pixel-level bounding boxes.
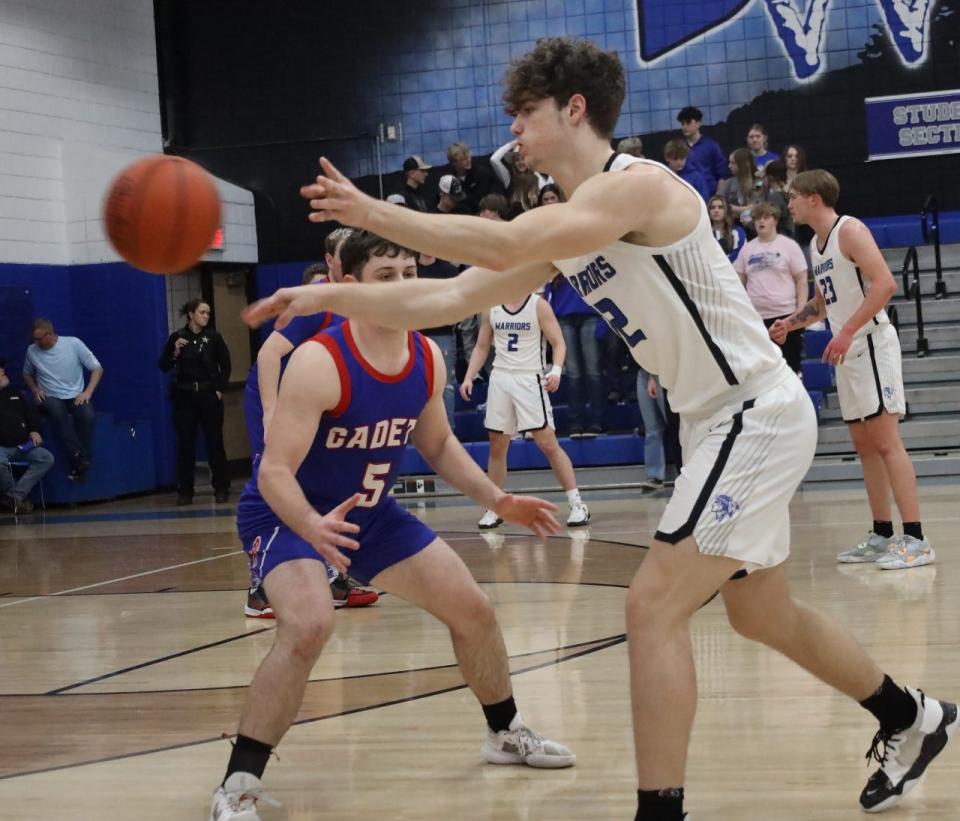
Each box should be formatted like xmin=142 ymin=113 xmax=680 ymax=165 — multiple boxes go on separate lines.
xmin=837 ymin=531 xmax=894 ymax=563
xmin=877 ymin=535 xmax=935 ymax=570
xmin=481 ymin=714 xmax=575 ymax=768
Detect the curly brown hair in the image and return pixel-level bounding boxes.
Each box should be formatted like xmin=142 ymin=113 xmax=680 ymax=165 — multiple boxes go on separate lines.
xmin=502 ymin=38 xmax=625 ymax=139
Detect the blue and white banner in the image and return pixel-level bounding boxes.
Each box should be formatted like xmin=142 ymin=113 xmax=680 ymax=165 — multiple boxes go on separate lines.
xmin=865 ymin=89 xmax=960 ymax=161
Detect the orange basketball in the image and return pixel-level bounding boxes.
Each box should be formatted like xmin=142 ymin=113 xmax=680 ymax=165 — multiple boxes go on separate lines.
xmin=103 ymin=155 xmax=221 ymax=274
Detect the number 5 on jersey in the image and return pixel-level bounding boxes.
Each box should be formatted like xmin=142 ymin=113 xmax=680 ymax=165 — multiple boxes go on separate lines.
xmin=359 ymin=462 xmax=391 ymax=507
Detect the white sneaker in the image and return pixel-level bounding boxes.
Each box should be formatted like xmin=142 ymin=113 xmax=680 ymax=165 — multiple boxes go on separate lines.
xmin=209 ymin=772 xmax=278 ymax=821
xmin=836 ymin=531 xmax=894 ymax=563
xmin=876 ymin=535 xmax=935 ymax=570
xmin=478 ymin=509 xmax=503 ymax=529
xmin=481 ymin=714 xmax=575 ymax=768
xmin=566 ymin=502 xmax=590 ymax=527
xmin=860 ymin=688 xmax=958 ymax=812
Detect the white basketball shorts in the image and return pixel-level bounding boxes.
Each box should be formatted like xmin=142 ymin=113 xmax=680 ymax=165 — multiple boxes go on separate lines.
xmin=654 ymin=371 xmax=817 ymax=571
xmin=484 ymin=368 xmax=554 ymax=435
xmin=836 ymin=324 xmax=905 ymax=423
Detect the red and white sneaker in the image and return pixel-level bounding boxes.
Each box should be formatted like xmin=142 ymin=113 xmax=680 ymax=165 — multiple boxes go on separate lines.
xmin=330 ymin=573 xmax=379 ymax=609
xmin=244 ymin=585 xmax=274 ymax=619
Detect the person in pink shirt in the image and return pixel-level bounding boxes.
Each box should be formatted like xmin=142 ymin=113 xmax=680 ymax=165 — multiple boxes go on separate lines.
xmin=734 ymin=202 xmax=808 ymax=372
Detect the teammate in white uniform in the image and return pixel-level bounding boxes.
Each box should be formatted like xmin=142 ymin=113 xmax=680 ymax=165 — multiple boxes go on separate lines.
xmin=248 ymin=38 xmax=955 ymax=819
xmin=770 ymin=170 xmax=934 ymax=572
xmin=460 ymin=292 xmax=590 ymax=528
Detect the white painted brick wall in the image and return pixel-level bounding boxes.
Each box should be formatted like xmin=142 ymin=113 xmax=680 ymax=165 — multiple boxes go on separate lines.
xmin=0 ymin=0 xmax=257 ymax=267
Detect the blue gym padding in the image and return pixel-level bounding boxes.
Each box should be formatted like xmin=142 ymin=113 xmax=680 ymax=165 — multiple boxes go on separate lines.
xmin=801 ymin=360 xmax=834 ymax=391
xmin=39 ymin=414 xmax=156 ymax=504
xmin=803 ymin=329 xmax=832 ymax=360
xmin=862 ymin=211 xmax=960 ymax=248
xmin=806 ymin=390 xmax=823 ymax=418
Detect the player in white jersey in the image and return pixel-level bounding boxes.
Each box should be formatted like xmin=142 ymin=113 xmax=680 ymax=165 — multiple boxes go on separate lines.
xmin=460 ymin=292 xmax=590 ymax=528
xmin=770 ymin=170 xmax=934 ymax=572
xmin=247 ymin=38 xmax=956 ymax=820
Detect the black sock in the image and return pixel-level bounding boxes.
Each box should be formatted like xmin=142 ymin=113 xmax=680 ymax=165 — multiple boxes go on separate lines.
xmin=482 ymin=695 xmax=517 ymax=733
xmin=635 ymin=787 xmax=685 ymax=820
xmin=873 ymin=520 xmax=894 ymax=538
xmin=860 ymin=674 xmax=918 ymax=731
xmin=223 ymin=734 xmax=273 ymax=784
xmin=903 ymin=521 xmax=923 ymax=540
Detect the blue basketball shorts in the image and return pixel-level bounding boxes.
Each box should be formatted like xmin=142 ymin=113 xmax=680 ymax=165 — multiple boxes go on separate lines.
xmin=241 ymin=497 xmax=437 ymax=587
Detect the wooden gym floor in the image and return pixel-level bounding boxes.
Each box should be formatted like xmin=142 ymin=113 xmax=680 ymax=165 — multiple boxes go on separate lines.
xmin=0 ymin=481 xmax=958 ymax=819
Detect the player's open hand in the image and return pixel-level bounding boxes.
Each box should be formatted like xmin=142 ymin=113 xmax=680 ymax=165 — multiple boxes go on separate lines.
xmin=300 ymin=157 xmax=374 ymax=228
xmin=768 ymin=318 xmax=789 ymax=345
xmin=493 ymin=493 xmax=561 ymax=538
xmin=242 ymin=285 xmax=330 ymax=329
xmin=821 ymin=325 xmax=852 ymax=366
xmin=305 ymin=493 xmax=362 ymax=576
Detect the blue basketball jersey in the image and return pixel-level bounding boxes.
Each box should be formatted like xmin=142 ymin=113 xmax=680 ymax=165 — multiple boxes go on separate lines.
xmin=238 ymin=321 xmax=435 ymax=536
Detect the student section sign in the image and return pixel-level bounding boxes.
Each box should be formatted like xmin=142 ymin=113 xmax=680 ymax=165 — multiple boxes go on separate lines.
xmin=865 ymin=89 xmax=960 ymax=161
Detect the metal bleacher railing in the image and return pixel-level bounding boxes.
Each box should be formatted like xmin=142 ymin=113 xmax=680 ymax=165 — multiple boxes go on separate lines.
xmin=920 ymin=194 xmax=947 ymax=301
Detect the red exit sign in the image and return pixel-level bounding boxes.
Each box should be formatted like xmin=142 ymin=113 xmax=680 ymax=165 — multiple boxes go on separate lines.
xmin=210 ymin=227 xmax=225 ymax=249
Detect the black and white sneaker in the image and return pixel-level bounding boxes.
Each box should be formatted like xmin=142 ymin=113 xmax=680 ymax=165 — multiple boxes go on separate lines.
xmin=860 ymin=687 xmax=958 ymax=812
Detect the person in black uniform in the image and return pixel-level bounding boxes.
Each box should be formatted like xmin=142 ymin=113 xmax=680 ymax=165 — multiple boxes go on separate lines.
xmin=159 ymin=299 xmax=232 ymax=505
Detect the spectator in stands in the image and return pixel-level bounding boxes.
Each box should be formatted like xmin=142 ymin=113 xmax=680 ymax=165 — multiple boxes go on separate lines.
xmin=663 ymin=139 xmax=711 ymax=201
xmin=545 ymin=276 xmax=606 ymax=437
xmin=506 ymin=172 xmax=541 ymax=219
xmin=677 ymin=105 xmax=727 ymax=195
xmin=0 ymin=356 xmax=54 ymax=514
xmin=417 ymin=252 xmax=461 ymax=427
xmin=725 ymin=148 xmax=763 ymax=232
xmin=445 ymin=142 xmax=501 ymax=213
xmin=783 ymin=144 xmax=807 ymax=193
xmin=636 ymin=369 xmax=667 ymax=493
xmin=616 ymin=136 xmax=644 ymax=158
xmin=734 ymin=203 xmax=808 ymax=373
xmin=708 ymin=196 xmax=747 ymax=263
xmin=158 ymin=300 xmax=231 ymax=505
xmin=400 ymin=155 xmax=431 ymax=212
xmin=478 ymin=193 xmax=510 ymax=221
xmin=23 ymin=319 xmax=102 ymax=481
xmin=434 ymin=174 xmax=472 ymax=215
xmin=762 ymin=159 xmax=794 ymax=237
xmin=490 ymin=139 xmax=550 ymax=193
xmin=747 ymin=123 xmax=779 ymax=171
xmin=537 ymin=183 xmax=565 ymax=206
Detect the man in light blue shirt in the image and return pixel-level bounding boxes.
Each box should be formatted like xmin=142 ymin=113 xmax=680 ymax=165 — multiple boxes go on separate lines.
xmin=23 ymin=319 xmax=103 ymax=479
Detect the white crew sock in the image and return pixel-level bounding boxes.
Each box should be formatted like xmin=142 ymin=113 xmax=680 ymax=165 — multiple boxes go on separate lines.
xmin=566 ymin=488 xmax=581 ymax=507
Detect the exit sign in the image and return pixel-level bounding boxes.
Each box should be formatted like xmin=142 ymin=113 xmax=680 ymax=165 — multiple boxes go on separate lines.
xmin=210 ymin=227 xmax=225 ymax=250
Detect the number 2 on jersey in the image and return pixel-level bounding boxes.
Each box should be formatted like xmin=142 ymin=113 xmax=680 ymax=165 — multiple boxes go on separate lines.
xmin=594 ymin=297 xmax=646 ymax=347
xmin=506 ymin=333 xmax=519 ymax=352
xmin=358 ymin=462 xmax=391 ymax=507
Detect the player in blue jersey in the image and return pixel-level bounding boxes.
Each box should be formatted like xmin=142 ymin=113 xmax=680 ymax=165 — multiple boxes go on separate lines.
xmin=242 ymin=229 xmax=379 ymax=615
xmin=210 ymin=231 xmax=573 ymax=821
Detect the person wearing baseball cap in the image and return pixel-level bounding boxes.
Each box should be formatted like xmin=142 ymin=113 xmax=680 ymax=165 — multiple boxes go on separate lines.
xmin=400 ymin=155 xmax=431 ymax=212
xmin=434 ymin=174 xmax=470 ymax=214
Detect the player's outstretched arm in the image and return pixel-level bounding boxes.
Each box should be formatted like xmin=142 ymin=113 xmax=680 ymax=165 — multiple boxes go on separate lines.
xmin=413 ymin=339 xmax=560 ymax=538
xmin=243 ymin=260 xmax=556 ymax=333
xmin=256 ymin=331 xmax=296 ymax=434
xmin=300 ymin=156 xmax=646 ymax=270
xmin=258 ymin=342 xmax=360 ymax=575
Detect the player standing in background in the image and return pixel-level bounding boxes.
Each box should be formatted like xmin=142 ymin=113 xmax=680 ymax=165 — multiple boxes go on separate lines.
xmin=461 ymin=291 xmax=590 ymax=529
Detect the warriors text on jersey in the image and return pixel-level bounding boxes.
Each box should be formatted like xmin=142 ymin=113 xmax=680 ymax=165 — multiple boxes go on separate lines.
xmin=489 ymin=294 xmax=544 ymax=372
xmin=237 ymin=321 xmax=435 ymax=536
xmin=809 ymin=215 xmax=890 ymax=339
xmin=551 ymin=153 xmax=788 ymax=417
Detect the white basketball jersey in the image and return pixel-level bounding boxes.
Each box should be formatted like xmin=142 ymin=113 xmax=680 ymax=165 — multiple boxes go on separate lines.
xmin=552 ymin=154 xmax=787 ymax=417
xmin=809 ymin=215 xmax=889 ymax=340
xmin=490 ymin=294 xmax=543 ymax=372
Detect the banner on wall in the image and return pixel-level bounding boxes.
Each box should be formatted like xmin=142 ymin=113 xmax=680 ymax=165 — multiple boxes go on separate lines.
xmin=865 ymin=89 xmax=960 ymax=161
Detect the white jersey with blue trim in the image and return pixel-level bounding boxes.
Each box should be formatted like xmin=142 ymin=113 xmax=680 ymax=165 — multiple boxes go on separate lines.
xmin=551 ymin=153 xmax=788 ymax=417
xmin=489 ymin=294 xmax=543 ymax=373
xmin=809 ymin=214 xmax=889 ymax=340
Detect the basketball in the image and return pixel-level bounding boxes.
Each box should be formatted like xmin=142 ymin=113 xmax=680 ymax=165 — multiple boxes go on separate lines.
xmin=103 ymin=155 xmax=221 ymax=274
